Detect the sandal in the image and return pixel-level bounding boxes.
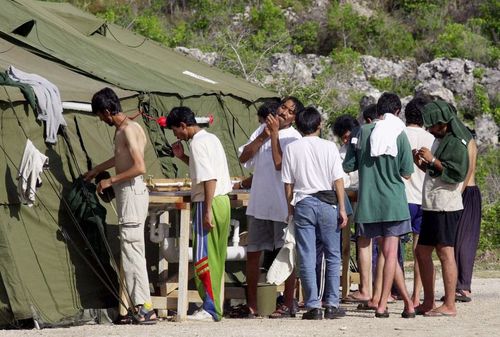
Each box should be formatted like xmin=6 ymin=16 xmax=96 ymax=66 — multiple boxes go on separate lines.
xmin=455 ymin=289 xmax=472 ymax=303
xmin=137 ymin=308 xmax=158 ymax=325
xmin=269 ymin=305 xmax=295 ymax=319
xmin=227 ymin=305 xmax=259 ymax=319
xmin=115 ymin=315 xmax=134 ymax=325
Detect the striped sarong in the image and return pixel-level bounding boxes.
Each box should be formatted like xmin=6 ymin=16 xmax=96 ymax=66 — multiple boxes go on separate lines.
xmin=192 ymin=194 xmax=230 ymax=321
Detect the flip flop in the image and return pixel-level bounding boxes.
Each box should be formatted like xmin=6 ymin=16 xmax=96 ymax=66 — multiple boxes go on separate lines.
xmin=424 ymin=310 xmax=456 ymax=317
xmin=401 ymin=310 xmax=416 ymax=318
xmin=455 ymin=290 xmax=472 ymax=303
xmin=375 ymin=309 xmax=389 ymax=318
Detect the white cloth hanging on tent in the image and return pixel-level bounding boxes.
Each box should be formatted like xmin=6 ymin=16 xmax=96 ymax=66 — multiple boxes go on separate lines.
xmin=17 ymin=139 xmax=49 ymax=207
xmin=8 ymin=65 xmax=66 ymax=143
xmin=266 ymin=216 xmax=296 ymax=285
xmin=370 ymin=113 xmax=406 ymax=157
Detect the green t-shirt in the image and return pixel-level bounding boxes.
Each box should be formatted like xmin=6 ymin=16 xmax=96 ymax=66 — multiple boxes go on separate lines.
xmin=343 ymin=124 xmax=414 ymax=223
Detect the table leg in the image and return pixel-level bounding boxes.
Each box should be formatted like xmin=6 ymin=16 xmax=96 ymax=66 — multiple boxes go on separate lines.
xmin=176 ymin=206 xmax=190 ymax=321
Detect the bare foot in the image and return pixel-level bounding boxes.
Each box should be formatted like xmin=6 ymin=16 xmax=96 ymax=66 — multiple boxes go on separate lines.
xmin=424 ymin=305 xmax=456 ymax=317
xmin=344 ymin=291 xmax=370 ymax=302
xmin=415 ymin=304 xmax=435 ymax=315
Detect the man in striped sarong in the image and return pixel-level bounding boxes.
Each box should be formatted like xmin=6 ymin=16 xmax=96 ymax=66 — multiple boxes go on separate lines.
xmin=166 ymin=106 xmax=232 ymax=321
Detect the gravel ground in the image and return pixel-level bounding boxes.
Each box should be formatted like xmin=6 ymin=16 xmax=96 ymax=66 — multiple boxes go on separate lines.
xmin=3 ymin=277 xmax=499 ymax=337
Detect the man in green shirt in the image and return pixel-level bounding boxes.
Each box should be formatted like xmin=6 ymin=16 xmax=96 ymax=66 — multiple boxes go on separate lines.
xmin=343 ymin=92 xmax=415 ymax=318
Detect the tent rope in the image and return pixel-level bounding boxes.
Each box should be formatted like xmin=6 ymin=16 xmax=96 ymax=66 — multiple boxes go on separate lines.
xmin=0 ymin=99 xmax=135 ymax=317
xmin=0 ymin=143 xmax=127 ymax=308
xmin=105 ymin=24 xmax=147 ymax=48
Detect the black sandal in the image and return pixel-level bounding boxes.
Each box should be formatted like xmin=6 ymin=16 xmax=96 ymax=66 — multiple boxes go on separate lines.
xmin=269 ymin=305 xmax=296 ymax=319
xmin=115 ymin=315 xmax=134 ymax=325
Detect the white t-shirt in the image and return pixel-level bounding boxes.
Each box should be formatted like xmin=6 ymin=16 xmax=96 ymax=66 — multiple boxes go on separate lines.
xmin=404 ymin=126 xmax=435 ymax=205
xmin=189 ymin=129 xmax=232 ymax=202
xmin=282 ymin=136 xmax=345 ymax=205
xmin=422 ymin=139 xmax=463 ymax=211
xmin=239 ymin=124 xmax=301 ymax=222
xmin=339 ymin=143 xmax=358 ymax=190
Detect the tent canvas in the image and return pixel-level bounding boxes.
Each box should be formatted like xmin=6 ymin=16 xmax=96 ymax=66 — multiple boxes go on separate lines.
xmin=0 ymin=0 xmax=276 ymax=178
xmin=0 ymin=0 xmax=276 ymax=327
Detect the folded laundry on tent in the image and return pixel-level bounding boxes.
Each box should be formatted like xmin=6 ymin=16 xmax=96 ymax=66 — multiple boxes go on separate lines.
xmin=17 ymin=139 xmax=49 ymax=207
xmin=8 ymin=65 xmax=66 ymax=143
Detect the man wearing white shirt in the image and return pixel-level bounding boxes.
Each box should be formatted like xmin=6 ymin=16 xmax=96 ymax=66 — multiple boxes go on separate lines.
xmin=239 ymin=97 xmax=303 ymax=318
xmin=167 ymin=106 xmax=232 ymax=321
xmin=403 ymin=96 xmax=435 ymax=307
xmin=282 ymin=106 xmax=347 ymax=320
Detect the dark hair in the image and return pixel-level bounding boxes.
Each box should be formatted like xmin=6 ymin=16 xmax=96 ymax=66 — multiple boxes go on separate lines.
xmin=295 ymin=106 xmax=321 ymax=135
xmin=332 ymin=114 xmax=359 ymax=137
xmin=281 ymin=96 xmax=304 ymax=114
xmin=166 ymin=106 xmax=197 ymax=128
xmin=91 ymin=87 xmax=122 ymax=115
xmin=257 ymin=99 xmax=280 ymax=120
xmin=362 ymin=104 xmax=378 ymax=123
xmin=405 ymin=95 xmax=432 ymax=126
xmin=377 ymin=92 xmax=401 ymax=116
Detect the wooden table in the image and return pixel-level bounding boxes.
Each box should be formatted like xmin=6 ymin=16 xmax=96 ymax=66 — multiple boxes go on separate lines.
xmin=147 ymin=182 xmax=249 ymax=321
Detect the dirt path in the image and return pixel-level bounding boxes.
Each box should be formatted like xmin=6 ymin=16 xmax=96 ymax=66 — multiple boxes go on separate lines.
xmin=4 ymin=277 xmax=500 ymax=337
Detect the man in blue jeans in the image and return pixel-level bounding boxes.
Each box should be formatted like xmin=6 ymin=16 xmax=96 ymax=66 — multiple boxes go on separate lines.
xmin=282 ymin=106 xmax=347 ymax=320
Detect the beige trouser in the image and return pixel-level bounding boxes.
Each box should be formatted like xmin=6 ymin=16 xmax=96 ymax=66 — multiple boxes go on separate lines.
xmin=113 ymin=176 xmax=151 ymax=307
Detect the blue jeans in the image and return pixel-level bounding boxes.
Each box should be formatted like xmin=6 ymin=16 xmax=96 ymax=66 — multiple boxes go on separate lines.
xmin=294 ymin=197 xmax=341 ymax=309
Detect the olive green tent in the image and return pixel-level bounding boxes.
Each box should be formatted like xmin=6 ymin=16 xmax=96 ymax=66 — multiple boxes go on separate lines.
xmin=0 ymin=0 xmax=275 ymax=178
xmin=0 ymin=0 xmax=275 ymax=327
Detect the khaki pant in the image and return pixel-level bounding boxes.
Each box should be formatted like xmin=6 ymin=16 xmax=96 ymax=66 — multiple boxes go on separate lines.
xmin=113 ymin=176 xmax=150 ymax=306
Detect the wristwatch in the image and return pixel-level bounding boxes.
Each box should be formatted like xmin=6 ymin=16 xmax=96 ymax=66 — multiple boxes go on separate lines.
xmin=430 ymin=157 xmax=436 ymax=167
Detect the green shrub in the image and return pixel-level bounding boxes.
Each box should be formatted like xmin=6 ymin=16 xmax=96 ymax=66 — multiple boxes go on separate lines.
xmin=368 ymin=77 xmax=417 ymax=98
xmin=327 ymin=2 xmax=367 ymax=51
xmin=331 ymin=47 xmax=361 ymax=66
xmin=476 ymin=147 xmax=500 ymax=250
xmin=97 ymin=5 xmax=133 ymax=27
xmin=291 ymin=21 xmax=319 ymax=54
xmin=478 ymin=0 xmax=500 ymax=42
xmin=327 ymin=3 xmax=415 ymax=58
xmin=479 ymin=201 xmax=500 ymax=251
xmin=430 ymin=23 xmax=498 ymax=65
xmin=166 ymin=21 xmax=191 ymax=47
xmin=473 ymin=67 xmax=486 ymax=80
xmin=250 ymin=0 xmax=290 ymax=52
xmin=132 ymin=15 xmax=168 ymax=44
xmin=365 ymin=14 xmax=416 ymax=58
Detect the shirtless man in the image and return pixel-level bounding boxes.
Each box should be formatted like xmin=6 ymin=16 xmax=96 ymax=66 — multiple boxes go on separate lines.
xmin=84 ymin=87 xmax=156 ymax=324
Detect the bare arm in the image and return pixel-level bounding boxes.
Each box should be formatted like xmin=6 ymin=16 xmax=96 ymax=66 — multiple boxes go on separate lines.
xmin=462 ymin=140 xmax=477 ymax=191
xmin=203 ymin=179 xmax=216 ymax=230
xmin=418 ymin=146 xmax=443 ymax=172
xmin=267 ymin=115 xmax=283 ymax=170
xmin=172 ymin=141 xmax=189 ymax=165
xmin=334 ymin=178 xmax=348 ymax=229
xmin=84 ymin=157 xmax=115 ymax=181
xmin=233 ymin=175 xmax=253 ymax=190
xmin=412 ymin=149 xmax=427 ymax=173
xmin=239 ymin=129 xmax=269 ymax=163
xmin=285 ymin=183 xmax=294 ymax=218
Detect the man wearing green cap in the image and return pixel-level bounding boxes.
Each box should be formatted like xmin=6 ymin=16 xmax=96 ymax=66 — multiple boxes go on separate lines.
xmin=414 ymin=100 xmax=472 ymax=317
